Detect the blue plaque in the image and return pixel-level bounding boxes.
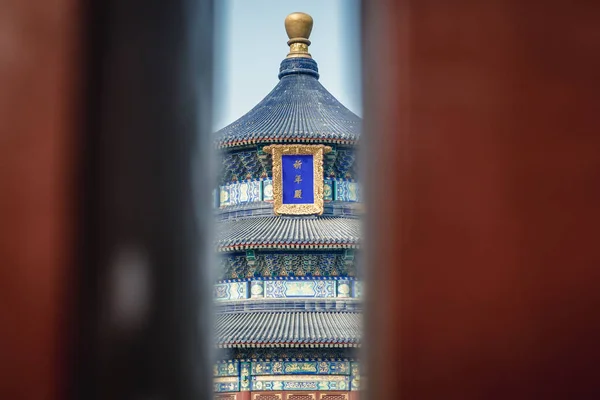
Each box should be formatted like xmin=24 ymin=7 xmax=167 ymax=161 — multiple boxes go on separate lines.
xmin=282 ymin=155 xmax=314 ymax=204
xmin=264 ymin=144 xmax=331 ymax=215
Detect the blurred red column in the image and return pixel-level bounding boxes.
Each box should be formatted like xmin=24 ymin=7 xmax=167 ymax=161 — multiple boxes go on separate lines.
xmin=0 ymin=0 xmax=80 ymax=398
xmin=363 ymin=0 xmax=600 ymax=398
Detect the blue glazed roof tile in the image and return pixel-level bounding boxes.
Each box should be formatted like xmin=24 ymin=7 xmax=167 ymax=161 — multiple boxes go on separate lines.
xmin=216 ymin=216 xmax=361 ymax=252
xmin=215 ymin=58 xmax=361 ymax=148
xmin=215 ymin=311 xmax=361 ymax=348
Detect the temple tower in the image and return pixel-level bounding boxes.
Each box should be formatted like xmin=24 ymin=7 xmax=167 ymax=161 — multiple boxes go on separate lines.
xmin=213 ymin=13 xmax=362 ymax=400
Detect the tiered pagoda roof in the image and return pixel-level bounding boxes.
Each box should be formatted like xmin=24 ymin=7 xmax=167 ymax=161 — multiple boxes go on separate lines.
xmin=215 ymin=311 xmax=362 ymax=348
xmin=216 ymin=216 xmax=360 ymax=252
xmin=213 ymin=12 xmax=362 ymax=356
xmin=215 ymin=58 xmax=361 ymax=148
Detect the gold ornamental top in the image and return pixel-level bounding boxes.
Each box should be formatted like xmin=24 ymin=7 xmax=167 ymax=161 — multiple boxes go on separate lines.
xmin=284 ymin=12 xmax=313 ymax=59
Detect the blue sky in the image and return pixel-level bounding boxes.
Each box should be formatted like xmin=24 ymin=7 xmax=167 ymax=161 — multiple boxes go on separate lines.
xmin=213 ymin=0 xmax=361 ymax=131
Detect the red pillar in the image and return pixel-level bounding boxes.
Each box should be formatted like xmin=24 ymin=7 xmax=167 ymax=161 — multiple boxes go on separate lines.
xmin=238 ymin=391 xmax=251 ymax=400
xmin=0 ymin=0 xmax=80 ymax=398
xmin=363 ymin=0 xmax=600 ymax=398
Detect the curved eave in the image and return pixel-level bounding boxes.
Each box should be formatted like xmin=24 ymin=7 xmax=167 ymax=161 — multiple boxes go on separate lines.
xmin=216 ymin=216 xmax=361 ymax=253
xmin=214 ymin=59 xmax=361 ymax=149
xmin=218 ymin=343 xmax=360 ymax=348
xmin=215 ymin=311 xmax=362 ymax=348
xmin=217 ymin=137 xmax=359 ymax=150
xmin=217 ymin=242 xmax=359 ymax=253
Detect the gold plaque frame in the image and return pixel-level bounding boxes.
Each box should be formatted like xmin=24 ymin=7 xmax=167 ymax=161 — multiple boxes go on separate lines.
xmin=263 ymin=144 xmax=331 ymax=216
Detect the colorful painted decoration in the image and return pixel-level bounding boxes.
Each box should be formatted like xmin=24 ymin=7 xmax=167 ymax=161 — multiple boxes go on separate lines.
xmin=211 ymin=11 xmax=363 ymax=397
xmin=263 ymin=144 xmax=331 ymax=215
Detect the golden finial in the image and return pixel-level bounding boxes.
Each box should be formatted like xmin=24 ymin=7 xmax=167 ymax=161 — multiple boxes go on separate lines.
xmin=284 ymin=12 xmax=313 ymax=59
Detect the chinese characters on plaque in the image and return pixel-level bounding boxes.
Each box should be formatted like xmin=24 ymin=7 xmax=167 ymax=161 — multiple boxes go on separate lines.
xmin=282 ymin=154 xmax=314 ymax=204
xmin=263 ymin=145 xmax=331 ymax=215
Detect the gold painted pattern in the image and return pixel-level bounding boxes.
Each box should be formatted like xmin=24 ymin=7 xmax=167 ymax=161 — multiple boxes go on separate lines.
xmin=287 ymin=394 xmax=316 ymax=400
xmin=285 ymin=362 xmax=318 ymax=373
xmin=253 ymin=375 xmax=346 ymax=383
xmin=263 ymin=145 xmax=331 ymax=216
xmin=213 ymin=377 xmax=238 ymax=384
xmin=252 ymin=394 xmax=282 ymax=400
xmin=290 ymin=43 xmax=308 ymax=53
xmin=214 ymin=395 xmax=236 ymax=400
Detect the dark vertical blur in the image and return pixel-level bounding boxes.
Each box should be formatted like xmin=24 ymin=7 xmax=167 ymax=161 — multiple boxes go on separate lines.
xmin=363 ymin=0 xmax=600 ymax=399
xmin=75 ymin=0 xmax=215 ymax=399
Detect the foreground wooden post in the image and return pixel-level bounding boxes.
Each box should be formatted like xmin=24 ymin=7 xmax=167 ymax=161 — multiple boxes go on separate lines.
xmin=0 ymin=0 xmax=215 ymax=399
xmin=0 ymin=0 xmax=80 ymax=397
xmin=363 ymin=1 xmax=600 ymax=398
